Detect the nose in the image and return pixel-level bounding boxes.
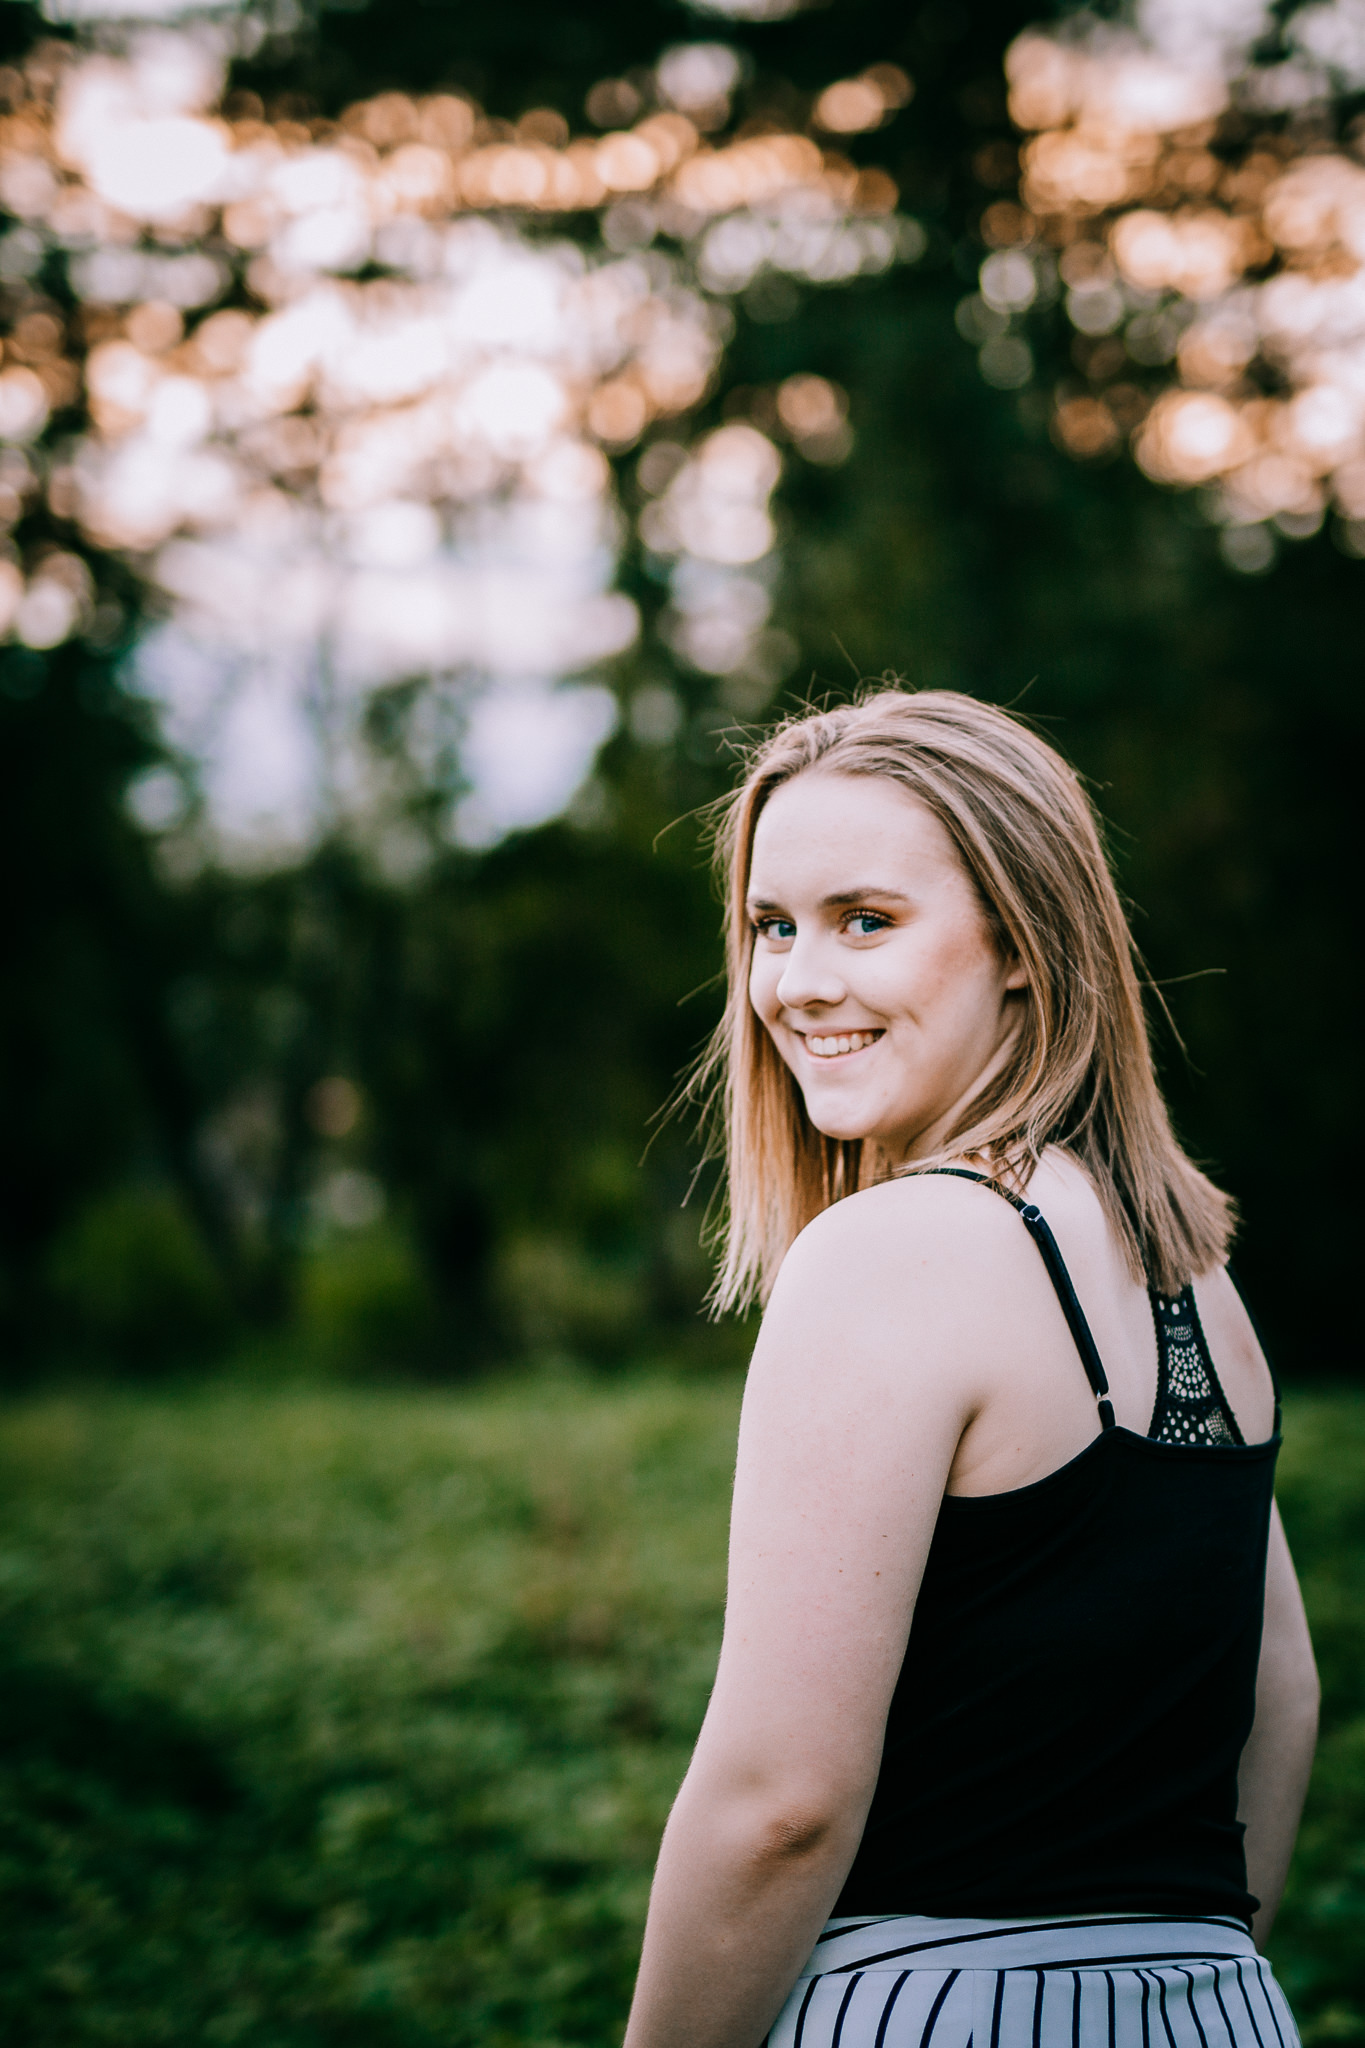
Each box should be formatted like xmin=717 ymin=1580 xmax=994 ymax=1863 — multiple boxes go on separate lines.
xmin=775 ymin=932 xmax=846 ymax=1013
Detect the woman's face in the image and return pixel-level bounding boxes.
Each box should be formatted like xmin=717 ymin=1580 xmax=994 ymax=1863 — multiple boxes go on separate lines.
xmin=746 ymin=769 xmax=1027 ymax=1164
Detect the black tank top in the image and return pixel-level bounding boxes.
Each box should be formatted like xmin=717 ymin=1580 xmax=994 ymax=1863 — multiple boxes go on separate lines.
xmin=834 ymin=1171 xmax=1280 ymax=1929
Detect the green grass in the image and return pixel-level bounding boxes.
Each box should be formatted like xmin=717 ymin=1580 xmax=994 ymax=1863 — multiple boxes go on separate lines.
xmin=0 ymin=1376 xmax=1360 ymax=2046
xmin=1270 ymin=1396 xmax=1365 ymax=2040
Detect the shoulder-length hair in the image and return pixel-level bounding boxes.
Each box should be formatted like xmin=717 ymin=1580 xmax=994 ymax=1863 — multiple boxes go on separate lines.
xmin=691 ymin=687 xmax=1233 ymax=1312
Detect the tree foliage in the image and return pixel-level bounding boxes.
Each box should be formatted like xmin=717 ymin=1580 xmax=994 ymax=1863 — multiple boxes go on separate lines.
xmin=0 ymin=0 xmax=1360 ymax=1377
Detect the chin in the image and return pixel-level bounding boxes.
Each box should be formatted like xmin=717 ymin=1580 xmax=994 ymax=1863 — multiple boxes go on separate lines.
xmin=801 ymin=1101 xmax=882 ymax=1146
xmin=802 ymin=1093 xmax=919 ymax=1155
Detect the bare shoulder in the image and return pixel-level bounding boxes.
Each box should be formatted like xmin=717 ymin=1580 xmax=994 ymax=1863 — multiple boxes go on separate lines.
xmin=1193 ymin=1263 xmax=1279 ymax=1443
xmin=776 ymin=1170 xmax=1026 ymax=1289
xmin=742 ymin=1178 xmax=1023 ymax=1449
xmin=758 ymin=1170 xmax=1036 ymax=1384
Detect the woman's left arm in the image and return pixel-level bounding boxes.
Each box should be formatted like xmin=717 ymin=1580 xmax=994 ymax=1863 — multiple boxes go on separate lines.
xmin=1238 ymin=1503 xmax=1319 ymax=1946
xmin=623 ymin=1191 xmax=986 ymax=2048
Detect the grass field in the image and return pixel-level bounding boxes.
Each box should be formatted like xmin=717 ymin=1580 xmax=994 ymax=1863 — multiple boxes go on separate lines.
xmin=0 ymin=1374 xmax=1361 ymax=2046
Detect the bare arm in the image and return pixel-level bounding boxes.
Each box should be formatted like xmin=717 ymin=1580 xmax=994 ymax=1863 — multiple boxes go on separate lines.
xmin=623 ymin=1187 xmax=990 ymax=2048
xmin=1239 ymin=1504 xmax=1319 ymax=1947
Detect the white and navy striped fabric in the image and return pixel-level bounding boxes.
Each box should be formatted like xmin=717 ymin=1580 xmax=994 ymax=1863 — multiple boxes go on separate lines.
xmin=766 ymin=1914 xmax=1300 ymax=2048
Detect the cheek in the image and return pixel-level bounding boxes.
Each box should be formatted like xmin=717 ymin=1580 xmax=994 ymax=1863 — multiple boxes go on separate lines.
xmin=748 ymin=952 xmax=778 ymax=1022
xmin=926 ymin=924 xmax=1010 ymax=1024
xmin=882 ymin=920 xmax=1004 ymax=1022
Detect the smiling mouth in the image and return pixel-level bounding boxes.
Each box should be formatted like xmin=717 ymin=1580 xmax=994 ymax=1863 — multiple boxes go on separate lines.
xmin=803 ymin=1029 xmax=885 ymax=1059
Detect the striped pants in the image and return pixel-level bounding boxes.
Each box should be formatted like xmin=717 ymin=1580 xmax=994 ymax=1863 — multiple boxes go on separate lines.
xmin=766 ymin=1915 xmax=1301 ymax=2048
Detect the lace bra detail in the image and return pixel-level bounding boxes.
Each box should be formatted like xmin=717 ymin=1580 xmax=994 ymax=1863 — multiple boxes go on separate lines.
xmin=1147 ymin=1286 xmax=1243 ymax=1447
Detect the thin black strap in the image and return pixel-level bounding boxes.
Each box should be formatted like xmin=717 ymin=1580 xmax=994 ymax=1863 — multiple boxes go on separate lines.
xmin=922 ymin=1168 xmax=1116 ymax=1430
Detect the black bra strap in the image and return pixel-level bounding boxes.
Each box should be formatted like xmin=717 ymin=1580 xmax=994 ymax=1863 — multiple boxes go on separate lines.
xmin=921 ymin=1168 xmax=1117 ymax=1430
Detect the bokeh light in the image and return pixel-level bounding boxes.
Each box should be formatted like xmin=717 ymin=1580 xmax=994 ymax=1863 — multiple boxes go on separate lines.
xmin=976 ymin=0 xmax=1365 ymax=563
xmin=0 ymin=24 xmax=919 ymax=861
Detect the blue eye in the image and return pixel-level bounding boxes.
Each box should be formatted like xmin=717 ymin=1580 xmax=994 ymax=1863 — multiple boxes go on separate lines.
xmin=754 ymin=916 xmax=796 ymax=941
xmin=848 ymin=912 xmax=889 ymax=936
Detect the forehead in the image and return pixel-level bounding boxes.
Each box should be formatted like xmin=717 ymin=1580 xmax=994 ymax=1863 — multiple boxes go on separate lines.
xmin=747 ymin=769 xmax=964 ymax=893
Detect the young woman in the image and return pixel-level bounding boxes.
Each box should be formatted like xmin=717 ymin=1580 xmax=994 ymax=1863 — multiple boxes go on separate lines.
xmin=624 ymin=690 xmax=1318 ymax=2048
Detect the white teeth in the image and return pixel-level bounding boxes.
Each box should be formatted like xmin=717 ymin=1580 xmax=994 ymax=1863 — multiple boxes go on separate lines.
xmin=807 ymin=1030 xmax=880 ymax=1057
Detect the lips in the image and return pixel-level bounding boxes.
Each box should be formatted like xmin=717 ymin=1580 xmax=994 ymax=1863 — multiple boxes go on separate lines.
xmin=804 ymin=1028 xmax=884 ymax=1058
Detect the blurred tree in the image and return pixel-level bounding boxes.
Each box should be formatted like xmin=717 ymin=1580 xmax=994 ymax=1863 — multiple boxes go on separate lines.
xmin=0 ymin=639 xmax=242 ymax=1366
xmin=0 ymin=0 xmax=1358 ymax=1375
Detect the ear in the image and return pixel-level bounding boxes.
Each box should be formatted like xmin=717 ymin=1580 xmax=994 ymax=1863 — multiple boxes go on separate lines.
xmin=1002 ymin=952 xmax=1029 ymax=993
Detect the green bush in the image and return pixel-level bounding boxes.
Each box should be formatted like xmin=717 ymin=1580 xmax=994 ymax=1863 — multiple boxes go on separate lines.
xmin=0 ymin=1380 xmax=1358 ymax=2044
xmin=491 ymin=1234 xmax=650 ymax=1360
xmin=43 ymin=1186 xmax=229 ymax=1368
xmin=296 ymin=1222 xmax=440 ymax=1373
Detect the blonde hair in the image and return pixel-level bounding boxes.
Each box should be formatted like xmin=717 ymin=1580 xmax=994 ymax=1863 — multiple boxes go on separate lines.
xmin=691 ymin=687 xmax=1233 ymax=1312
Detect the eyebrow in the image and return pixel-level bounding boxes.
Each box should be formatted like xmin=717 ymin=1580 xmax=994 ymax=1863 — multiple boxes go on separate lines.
xmin=746 ymin=887 xmax=913 ymax=910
